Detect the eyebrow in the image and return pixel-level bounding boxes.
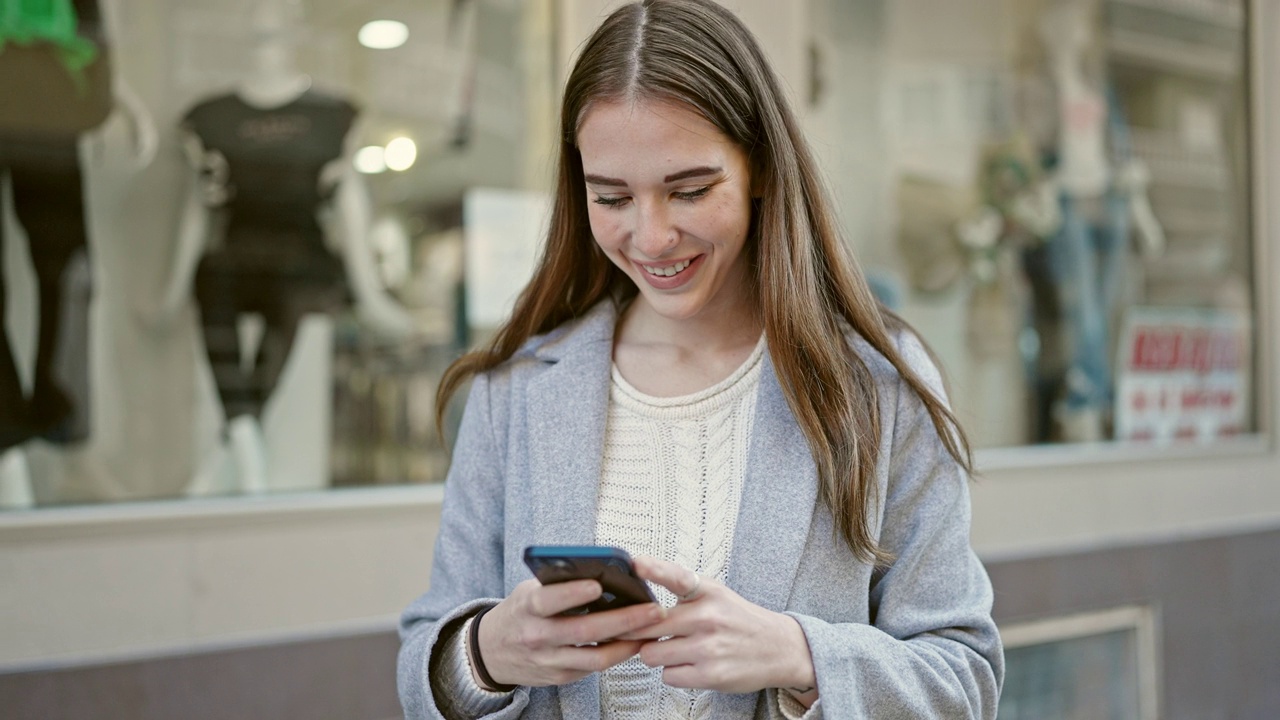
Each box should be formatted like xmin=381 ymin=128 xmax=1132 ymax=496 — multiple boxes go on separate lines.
xmin=583 ymin=165 xmax=723 ymax=187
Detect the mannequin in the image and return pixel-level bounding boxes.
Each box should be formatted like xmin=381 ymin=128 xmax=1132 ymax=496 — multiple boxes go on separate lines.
xmin=0 ymin=0 xmax=155 ymax=508
xmin=946 ymin=136 xmax=1060 ymax=447
xmin=1030 ymin=0 xmax=1163 ymax=442
xmin=152 ymin=0 xmax=412 ymax=495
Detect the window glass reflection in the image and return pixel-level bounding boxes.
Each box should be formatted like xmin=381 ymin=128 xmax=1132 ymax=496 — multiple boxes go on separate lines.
xmin=0 ymin=0 xmax=1260 ymax=511
xmin=0 ymin=0 xmax=553 ymax=508
xmin=806 ymin=0 xmax=1253 ymax=448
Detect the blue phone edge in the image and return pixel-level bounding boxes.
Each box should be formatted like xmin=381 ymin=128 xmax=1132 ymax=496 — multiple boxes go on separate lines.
xmin=523 ymin=545 xmax=635 ymax=563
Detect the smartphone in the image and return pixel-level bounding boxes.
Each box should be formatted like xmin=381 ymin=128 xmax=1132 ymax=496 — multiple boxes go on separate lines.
xmin=523 ymin=545 xmax=657 ymax=616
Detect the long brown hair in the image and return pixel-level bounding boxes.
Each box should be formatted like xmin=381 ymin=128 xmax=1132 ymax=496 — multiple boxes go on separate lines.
xmin=437 ymin=0 xmax=971 ymax=564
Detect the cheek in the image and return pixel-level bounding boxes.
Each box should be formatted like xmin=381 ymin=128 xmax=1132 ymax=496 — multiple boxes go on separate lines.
xmin=587 ymin=210 xmax=624 ymax=250
xmin=704 ymin=200 xmax=752 ymax=246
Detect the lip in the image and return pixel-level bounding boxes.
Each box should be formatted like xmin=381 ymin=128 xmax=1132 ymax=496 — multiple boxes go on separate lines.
xmin=633 ymin=254 xmax=704 ymax=290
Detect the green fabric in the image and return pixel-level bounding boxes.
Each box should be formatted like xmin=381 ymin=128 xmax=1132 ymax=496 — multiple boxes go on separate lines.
xmin=0 ymin=0 xmax=101 ymax=91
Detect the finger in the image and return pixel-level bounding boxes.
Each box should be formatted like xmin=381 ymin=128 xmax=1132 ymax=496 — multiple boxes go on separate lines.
xmin=558 ymin=602 xmax=667 ymax=646
xmin=614 ymin=623 xmax=672 ymax=642
xmin=526 ymin=579 xmax=603 ymax=617
xmin=661 ymin=663 xmax=707 ymax=690
xmin=554 ymin=639 xmax=645 ymax=673
xmin=613 ymin=604 xmax=689 ymax=641
xmin=637 ymin=635 xmax=698 ymax=669
xmin=633 ymin=555 xmax=702 ymax=600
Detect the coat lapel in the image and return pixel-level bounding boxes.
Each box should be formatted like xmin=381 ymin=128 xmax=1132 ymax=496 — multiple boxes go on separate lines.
xmin=524 ymin=302 xmax=617 ymax=547
xmin=726 ymin=351 xmax=819 ymax=612
xmin=711 ymin=353 xmax=817 ymax=719
xmin=523 ymin=302 xmax=617 ymax=720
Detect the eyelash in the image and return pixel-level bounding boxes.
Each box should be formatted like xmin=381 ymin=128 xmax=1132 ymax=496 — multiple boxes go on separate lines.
xmin=592 ymin=186 xmax=711 ymax=208
xmin=675 ymin=187 xmax=711 ymax=202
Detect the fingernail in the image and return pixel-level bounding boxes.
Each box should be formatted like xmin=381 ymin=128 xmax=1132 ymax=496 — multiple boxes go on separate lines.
xmin=650 ymin=604 xmax=666 ymax=620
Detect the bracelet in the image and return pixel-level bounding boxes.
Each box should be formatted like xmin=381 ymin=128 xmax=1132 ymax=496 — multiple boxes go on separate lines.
xmin=468 ymin=606 xmax=518 ymax=693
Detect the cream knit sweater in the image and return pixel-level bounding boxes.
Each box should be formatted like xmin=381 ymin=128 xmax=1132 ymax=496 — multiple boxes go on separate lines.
xmin=595 ymin=339 xmax=763 ymax=720
xmin=435 ymin=338 xmax=813 ymax=718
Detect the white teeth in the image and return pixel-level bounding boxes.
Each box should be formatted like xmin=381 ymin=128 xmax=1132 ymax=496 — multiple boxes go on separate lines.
xmin=643 ymin=259 xmax=692 ymax=277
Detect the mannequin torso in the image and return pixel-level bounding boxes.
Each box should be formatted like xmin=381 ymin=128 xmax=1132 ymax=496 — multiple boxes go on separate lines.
xmin=1040 ymin=0 xmax=1110 ymax=200
xmin=1051 ymin=57 xmax=1110 ymax=199
xmin=155 ymin=0 xmax=412 ymax=495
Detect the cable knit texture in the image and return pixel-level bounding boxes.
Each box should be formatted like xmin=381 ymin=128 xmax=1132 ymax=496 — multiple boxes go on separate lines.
xmin=434 ymin=616 xmax=513 ymax=717
xmin=595 ymin=338 xmax=763 ymax=720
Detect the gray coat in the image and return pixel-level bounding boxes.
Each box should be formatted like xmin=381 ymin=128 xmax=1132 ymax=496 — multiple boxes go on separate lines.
xmin=398 ymin=300 xmax=1003 ymax=719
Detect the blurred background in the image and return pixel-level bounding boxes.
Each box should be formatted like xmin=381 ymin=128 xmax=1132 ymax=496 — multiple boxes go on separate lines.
xmin=0 ymin=0 xmax=1275 ymax=717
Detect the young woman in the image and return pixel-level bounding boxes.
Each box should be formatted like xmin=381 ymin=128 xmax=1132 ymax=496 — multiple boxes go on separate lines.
xmin=398 ymin=1 xmax=1003 ymax=718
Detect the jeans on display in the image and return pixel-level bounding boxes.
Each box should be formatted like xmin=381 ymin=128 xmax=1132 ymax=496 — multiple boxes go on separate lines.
xmin=1047 ymin=189 xmax=1130 ymax=417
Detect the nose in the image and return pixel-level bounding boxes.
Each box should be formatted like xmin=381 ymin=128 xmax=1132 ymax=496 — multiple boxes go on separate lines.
xmin=633 ymin=200 xmax=677 ymax=258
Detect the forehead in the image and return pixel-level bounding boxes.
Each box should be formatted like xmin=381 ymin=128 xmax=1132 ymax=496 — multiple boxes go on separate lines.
xmin=577 ymin=99 xmax=743 ymax=170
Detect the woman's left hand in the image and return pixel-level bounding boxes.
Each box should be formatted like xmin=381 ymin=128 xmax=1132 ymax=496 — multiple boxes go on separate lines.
xmin=618 ymin=555 xmax=817 ymax=696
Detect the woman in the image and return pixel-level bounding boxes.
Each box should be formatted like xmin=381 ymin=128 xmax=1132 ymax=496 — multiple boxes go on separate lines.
xmin=398 ymin=1 xmax=1003 ymax=718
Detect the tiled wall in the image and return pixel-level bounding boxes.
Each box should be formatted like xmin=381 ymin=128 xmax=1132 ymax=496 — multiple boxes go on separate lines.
xmin=3 ymin=527 xmax=1277 ymax=720
xmin=0 ymin=632 xmax=402 ymax=720
xmin=988 ymin=527 xmax=1280 ymax=720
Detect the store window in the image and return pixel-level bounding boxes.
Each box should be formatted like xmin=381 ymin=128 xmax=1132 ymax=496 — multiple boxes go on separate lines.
xmin=805 ymin=0 xmax=1257 ymax=448
xmin=998 ymin=606 xmax=1161 ymax=720
xmin=0 ymin=0 xmax=556 ymax=509
xmin=0 ymin=0 xmax=1262 ymax=512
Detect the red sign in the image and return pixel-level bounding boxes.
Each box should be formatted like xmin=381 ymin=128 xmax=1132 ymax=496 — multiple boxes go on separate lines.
xmin=1115 ymin=308 xmax=1251 ymax=444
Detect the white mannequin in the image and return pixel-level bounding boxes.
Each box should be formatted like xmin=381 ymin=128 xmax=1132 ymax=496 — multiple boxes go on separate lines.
xmin=1036 ymin=0 xmax=1164 ymax=442
xmin=150 ymin=0 xmax=413 ymax=495
xmin=1038 ymin=0 xmax=1164 ymax=253
xmin=1041 ymin=0 xmax=1109 ymax=199
xmin=0 ymin=0 xmax=157 ymax=509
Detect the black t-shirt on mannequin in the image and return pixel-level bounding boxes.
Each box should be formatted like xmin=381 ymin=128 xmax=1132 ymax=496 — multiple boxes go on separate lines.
xmin=181 ymin=90 xmax=358 ymax=420
xmin=183 ymin=91 xmax=357 ymax=249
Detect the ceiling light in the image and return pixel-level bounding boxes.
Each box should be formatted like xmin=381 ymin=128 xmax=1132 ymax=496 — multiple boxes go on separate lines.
xmin=358 ymin=20 xmax=409 ymax=50
xmin=354 ymin=145 xmax=387 ymax=174
xmin=384 ymin=137 xmax=417 ymax=172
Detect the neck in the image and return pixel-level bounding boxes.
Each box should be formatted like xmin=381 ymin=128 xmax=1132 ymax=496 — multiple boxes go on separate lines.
xmin=238 ymin=46 xmax=310 ymax=109
xmin=618 ymin=287 xmax=763 ymax=358
xmin=1048 ymin=45 xmax=1090 ymax=89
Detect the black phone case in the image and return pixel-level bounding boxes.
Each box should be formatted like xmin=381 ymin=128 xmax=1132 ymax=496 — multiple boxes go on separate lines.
xmin=524 ymin=553 xmax=656 ymax=615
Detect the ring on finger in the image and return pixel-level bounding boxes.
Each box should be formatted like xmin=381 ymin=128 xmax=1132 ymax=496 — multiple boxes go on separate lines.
xmin=678 ymin=573 xmax=703 ymax=602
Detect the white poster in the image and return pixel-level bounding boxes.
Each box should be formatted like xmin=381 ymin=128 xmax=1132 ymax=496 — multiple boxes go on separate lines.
xmin=1114 ymin=307 xmax=1251 ymax=444
xmin=463 ymin=188 xmax=551 ymax=329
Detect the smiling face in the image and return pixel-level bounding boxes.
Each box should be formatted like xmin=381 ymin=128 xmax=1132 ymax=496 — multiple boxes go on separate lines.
xmin=577 ymin=98 xmax=756 ymax=329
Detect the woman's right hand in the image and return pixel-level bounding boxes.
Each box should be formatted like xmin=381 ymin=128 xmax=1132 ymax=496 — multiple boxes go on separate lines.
xmin=476 ymin=578 xmax=667 ymax=688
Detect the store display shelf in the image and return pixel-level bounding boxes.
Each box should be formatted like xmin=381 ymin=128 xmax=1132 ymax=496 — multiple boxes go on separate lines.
xmin=1107 ymin=0 xmax=1244 ymax=30
xmin=1144 ymin=253 xmax=1232 ymax=278
xmin=1153 ymin=207 xmax=1233 ymax=235
xmin=1132 ymin=134 xmax=1232 ymax=188
xmin=1144 ymin=163 xmax=1230 ymax=189
xmin=1131 ymin=128 xmax=1226 ymax=156
xmin=1107 ymin=28 xmax=1241 ymax=80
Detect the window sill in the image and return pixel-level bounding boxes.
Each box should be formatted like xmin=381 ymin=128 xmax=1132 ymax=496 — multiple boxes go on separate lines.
xmin=0 ymin=483 xmax=446 ymax=542
xmin=975 ymin=433 xmax=1272 ymax=474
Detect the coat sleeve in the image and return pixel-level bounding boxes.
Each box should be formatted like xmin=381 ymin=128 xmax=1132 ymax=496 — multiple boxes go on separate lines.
xmin=787 ymin=337 xmax=1004 ymax=719
xmin=397 ymin=373 xmax=533 ymax=720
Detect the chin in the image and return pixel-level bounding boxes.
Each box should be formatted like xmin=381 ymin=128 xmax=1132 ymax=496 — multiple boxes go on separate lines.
xmin=636 ymin=291 xmax=707 ymax=322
